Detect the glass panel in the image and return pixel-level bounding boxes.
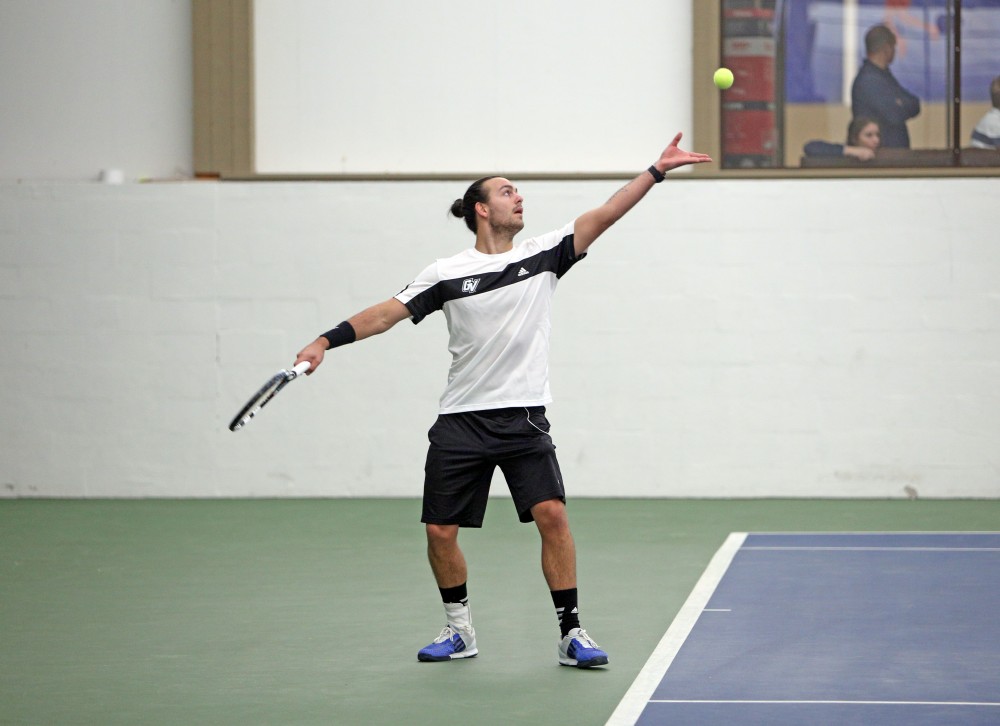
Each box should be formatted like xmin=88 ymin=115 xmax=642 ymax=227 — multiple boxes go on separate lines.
xmin=720 ymin=0 xmax=782 ymax=168
xmin=963 ymin=1 xmax=1000 ymax=155
xmin=719 ymin=0 xmax=1000 ymax=169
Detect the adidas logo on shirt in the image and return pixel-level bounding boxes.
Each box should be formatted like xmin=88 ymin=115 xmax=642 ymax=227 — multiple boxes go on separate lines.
xmin=518 ymin=267 xmax=530 ymax=277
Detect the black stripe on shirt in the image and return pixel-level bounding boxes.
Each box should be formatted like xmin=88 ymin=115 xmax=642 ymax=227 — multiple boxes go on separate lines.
xmin=971 ymin=129 xmax=999 ymax=148
xmin=404 ymin=234 xmax=585 ymax=324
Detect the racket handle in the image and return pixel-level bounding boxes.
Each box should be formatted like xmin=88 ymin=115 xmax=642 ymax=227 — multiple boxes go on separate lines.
xmin=292 ymin=360 xmax=311 ymax=376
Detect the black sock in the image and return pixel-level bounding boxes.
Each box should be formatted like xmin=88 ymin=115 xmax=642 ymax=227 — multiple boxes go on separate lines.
xmin=551 ymin=587 xmax=580 ymax=637
xmin=439 ymin=582 xmax=468 ymax=605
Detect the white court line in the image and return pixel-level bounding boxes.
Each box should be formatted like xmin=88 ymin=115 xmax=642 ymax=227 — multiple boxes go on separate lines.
xmin=604 ymin=532 xmax=746 ymax=726
xmin=606 ymin=532 xmax=1000 ymax=725
xmin=648 ymin=700 xmax=1000 ymax=707
xmin=743 ymin=546 xmax=1000 ymax=552
xmin=739 ymin=530 xmax=1000 ymax=535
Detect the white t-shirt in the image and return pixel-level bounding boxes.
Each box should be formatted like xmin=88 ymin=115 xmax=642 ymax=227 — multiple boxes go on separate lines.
xmin=970 ymin=107 xmax=1000 ymax=149
xmin=395 ymin=221 xmax=584 ymax=414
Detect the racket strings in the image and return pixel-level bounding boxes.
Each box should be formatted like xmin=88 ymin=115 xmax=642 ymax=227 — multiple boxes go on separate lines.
xmin=228 ymin=367 xmax=304 ymax=431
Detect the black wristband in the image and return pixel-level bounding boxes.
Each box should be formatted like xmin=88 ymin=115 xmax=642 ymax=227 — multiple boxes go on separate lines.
xmin=321 ymin=321 xmax=357 ymax=349
xmin=647 ymin=165 xmax=666 ymax=183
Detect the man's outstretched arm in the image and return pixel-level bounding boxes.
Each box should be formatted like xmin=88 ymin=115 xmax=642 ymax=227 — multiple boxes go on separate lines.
xmin=573 ymin=132 xmax=711 ymax=256
xmin=295 ymin=297 xmax=411 ymax=374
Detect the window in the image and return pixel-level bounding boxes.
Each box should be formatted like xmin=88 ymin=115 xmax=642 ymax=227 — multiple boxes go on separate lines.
xmin=694 ymin=0 xmax=1000 ymax=173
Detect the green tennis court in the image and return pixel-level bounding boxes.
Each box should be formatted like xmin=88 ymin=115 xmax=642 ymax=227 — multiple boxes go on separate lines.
xmin=3 ymin=498 xmax=998 ymax=725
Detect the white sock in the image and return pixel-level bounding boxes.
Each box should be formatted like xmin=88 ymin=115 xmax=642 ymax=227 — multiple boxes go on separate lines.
xmin=444 ymin=600 xmax=472 ymax=631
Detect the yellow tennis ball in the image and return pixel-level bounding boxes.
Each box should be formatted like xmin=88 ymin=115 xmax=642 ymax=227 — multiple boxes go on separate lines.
xmin=714 ymin=67 xmax=734 ymax=90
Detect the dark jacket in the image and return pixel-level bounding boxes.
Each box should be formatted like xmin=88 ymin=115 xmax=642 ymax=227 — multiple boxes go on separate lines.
xmin=803 ymin=140 xmax=846 ymax=157
xmin=851 ymin=60 xmax=920 ymax=148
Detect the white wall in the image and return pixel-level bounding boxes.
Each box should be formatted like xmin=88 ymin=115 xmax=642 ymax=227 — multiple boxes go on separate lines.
xmin=253 ymin=0 xmax=691 ymax=174
xmin=1 ymin=177 xmax=998 ymax=498
xmin=0 ymin=1 xmax=996 ymax=499
xmin=0 ymin=0 xmax=191 ymax=182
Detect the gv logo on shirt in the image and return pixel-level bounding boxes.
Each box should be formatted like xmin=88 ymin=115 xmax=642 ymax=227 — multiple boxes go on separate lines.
xmin=462 ymin=278 xmax=481 ymax=293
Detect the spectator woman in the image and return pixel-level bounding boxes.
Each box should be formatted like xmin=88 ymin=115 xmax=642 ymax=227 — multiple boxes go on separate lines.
xmin=805 ymin=117 xmax=882 ymax=161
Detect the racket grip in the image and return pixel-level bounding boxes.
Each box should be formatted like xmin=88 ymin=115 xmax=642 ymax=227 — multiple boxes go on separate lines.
xmin=292 ymin=360 xmax=312 ymax=376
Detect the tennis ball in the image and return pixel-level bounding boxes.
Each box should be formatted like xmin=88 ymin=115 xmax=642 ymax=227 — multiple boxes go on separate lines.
xmin=713 ymin=67 xmax=734 ymax=90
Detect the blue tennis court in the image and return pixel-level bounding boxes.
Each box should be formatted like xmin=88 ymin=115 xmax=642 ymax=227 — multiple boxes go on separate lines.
xmin=610 ymin=532 xmax=1000 ymax=726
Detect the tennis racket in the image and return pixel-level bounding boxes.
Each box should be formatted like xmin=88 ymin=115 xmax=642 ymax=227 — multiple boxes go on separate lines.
xmin=228 ymin=360 xmax=311 ymax=431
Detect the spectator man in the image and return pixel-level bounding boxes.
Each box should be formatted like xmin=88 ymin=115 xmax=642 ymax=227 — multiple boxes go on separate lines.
xmin=851 ymin=24 xmax=921 ymax=148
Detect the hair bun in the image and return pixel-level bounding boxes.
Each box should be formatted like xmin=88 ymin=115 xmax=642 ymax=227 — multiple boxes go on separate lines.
xmin=449 ymin=199 xmax=464 ymax=218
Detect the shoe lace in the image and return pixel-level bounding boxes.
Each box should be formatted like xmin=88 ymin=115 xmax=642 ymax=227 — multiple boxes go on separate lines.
xmin=574 ymin=629 xmax=600 ymax=648
xmin=433 ymin=625 xmax=457 ymax=644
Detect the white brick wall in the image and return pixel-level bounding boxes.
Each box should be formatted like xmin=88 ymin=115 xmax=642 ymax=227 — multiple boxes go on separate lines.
xmin=1 ymin=177 xmax=997 ymax=498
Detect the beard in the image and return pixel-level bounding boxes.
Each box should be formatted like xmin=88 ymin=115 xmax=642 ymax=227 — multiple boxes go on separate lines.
xmin=489 ymin=215 xmax=524 ymax=238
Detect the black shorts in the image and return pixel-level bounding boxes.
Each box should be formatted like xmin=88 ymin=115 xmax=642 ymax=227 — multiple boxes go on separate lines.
xmin=421 ymin=406 xmax=566 ymax=527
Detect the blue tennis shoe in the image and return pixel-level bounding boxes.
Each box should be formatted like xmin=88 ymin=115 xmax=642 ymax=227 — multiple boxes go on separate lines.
xmin=417 ymin=624 xmax=478 ymax=662
xmin=558 ymin=628 xmax=609 ymax=668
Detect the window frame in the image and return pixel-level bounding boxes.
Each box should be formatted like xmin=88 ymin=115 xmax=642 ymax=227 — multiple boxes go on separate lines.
xmin=689 ymin=0 xmax=999 ymax=178
xmin=191 ymin=0 xmax=998 ymax=179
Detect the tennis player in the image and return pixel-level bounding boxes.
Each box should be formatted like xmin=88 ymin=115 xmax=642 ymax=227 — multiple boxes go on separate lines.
xmin=295 ymin=133 xmax=711 ymax=668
